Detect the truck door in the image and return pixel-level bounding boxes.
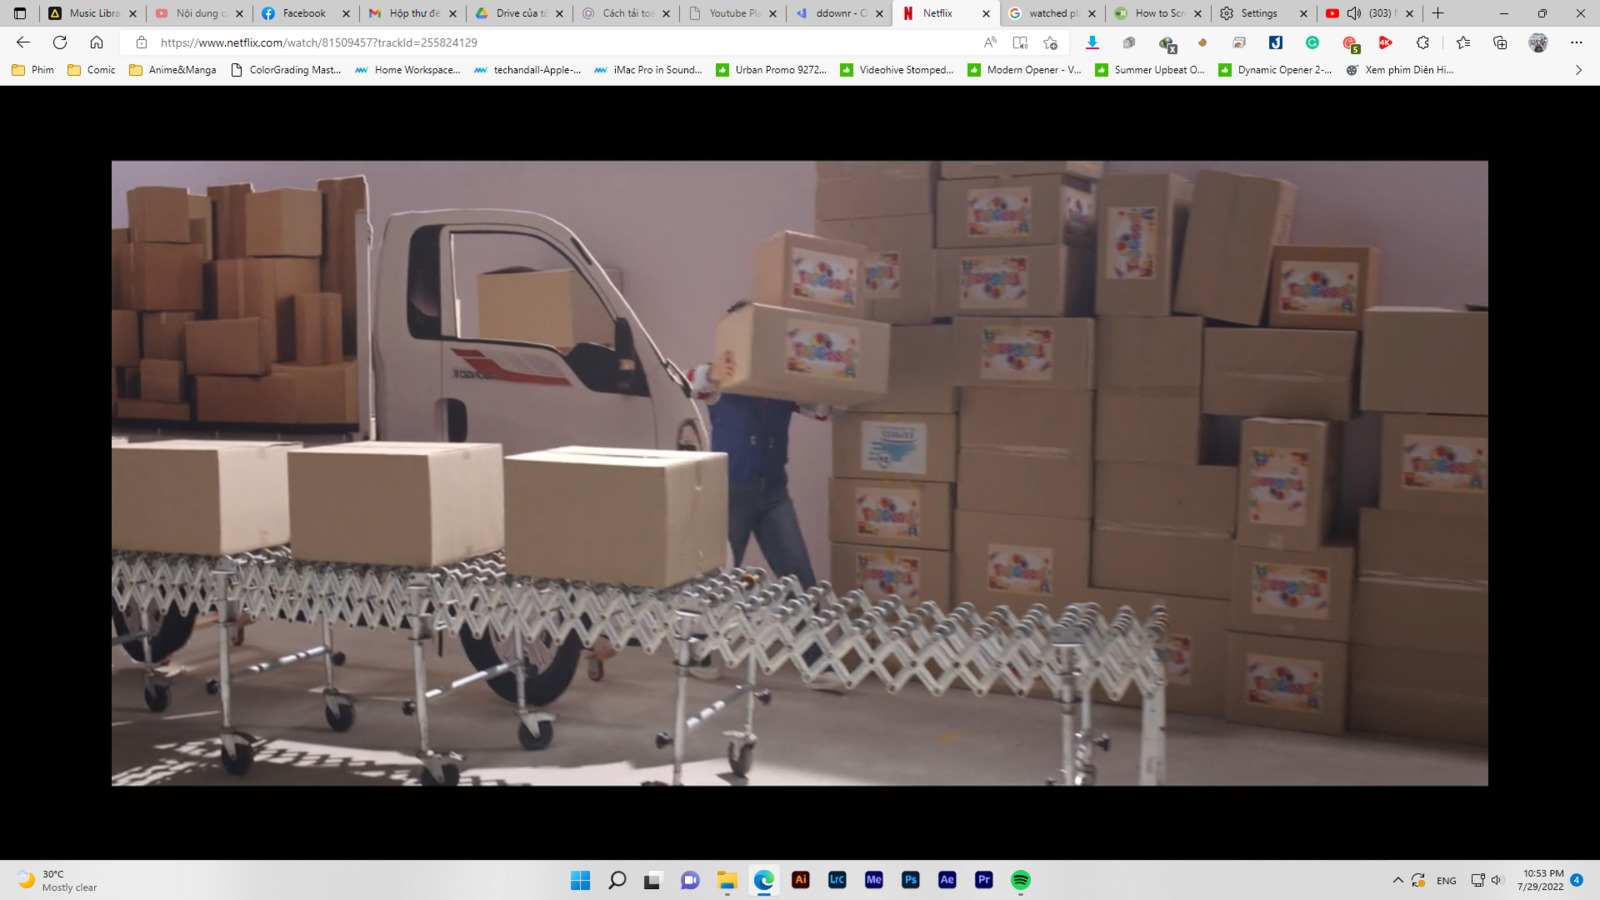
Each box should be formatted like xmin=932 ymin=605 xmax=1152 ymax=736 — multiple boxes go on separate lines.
xmin=432 ymin=227 xmax=657 ymax=457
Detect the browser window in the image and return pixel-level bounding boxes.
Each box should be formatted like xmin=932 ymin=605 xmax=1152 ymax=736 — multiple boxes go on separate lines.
xmin=4 ymin=0 xmax=1592 ymax=83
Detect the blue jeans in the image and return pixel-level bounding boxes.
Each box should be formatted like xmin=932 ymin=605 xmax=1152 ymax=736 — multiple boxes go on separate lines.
xmin=729 ymin=480 xmax=824 ymax=667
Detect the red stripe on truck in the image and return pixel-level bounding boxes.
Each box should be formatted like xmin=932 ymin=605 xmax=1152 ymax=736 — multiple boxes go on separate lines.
xmin=450 ymin=347 xmax=571 ymax=386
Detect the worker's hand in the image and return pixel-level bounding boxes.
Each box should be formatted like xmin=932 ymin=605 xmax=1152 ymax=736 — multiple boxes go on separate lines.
xmin=710 ymin=351 xmax=736 ymax=384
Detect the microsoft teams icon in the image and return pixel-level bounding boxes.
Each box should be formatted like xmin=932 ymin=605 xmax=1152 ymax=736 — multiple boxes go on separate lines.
xmin=1269 ymin=35 xmax=1283 ymax=48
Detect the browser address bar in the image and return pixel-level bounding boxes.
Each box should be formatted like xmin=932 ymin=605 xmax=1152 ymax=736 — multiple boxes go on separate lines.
xmin=119 ymin=29 xmax=1059 ymax=56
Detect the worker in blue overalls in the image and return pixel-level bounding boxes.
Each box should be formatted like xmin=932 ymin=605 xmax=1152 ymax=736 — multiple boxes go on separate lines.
xmin=685 ymin=301 xmax=844 ymax=693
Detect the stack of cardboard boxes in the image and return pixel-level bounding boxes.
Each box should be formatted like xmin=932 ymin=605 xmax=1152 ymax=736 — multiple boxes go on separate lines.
xmin=1349 ymin=306 xmax=1489 ymax=746
xmin=931 ymin=163 xmax=1103 ymax=697
xmin=112 ymin=178 xmax=366 ymax=429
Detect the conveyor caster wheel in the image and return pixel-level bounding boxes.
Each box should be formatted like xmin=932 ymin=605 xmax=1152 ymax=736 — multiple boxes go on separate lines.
xmin=420 ymin=764 xmax=460 ymax=787
xmin=589 ymin=659 xmax=604 ymax=681
xmin=204 ymin=679 xmax=220 ymax=696
xmin=324 ymin=699 xmax=356 ymax=733
xmin=727 ymin=743 xmax=753 ymax=779
xmin=232 ymin=627 xmax=246 ymax=647
xmin=143 ymin=682 xmax=171 ymax=713
xmin=401 ymin=700 xmax=417 ymax=716
xmin=518 ymin=720 xmax=554 ymax=751
xmin=221 ymin=742 xmax=253 ymax=776
xmin=332 ymin=652 xmax=347 ymax=667
xmin=1094 ymin=735 xmax=1112 ymax=751
xmin=655 ymin=731 xmax=673 ymax=750
xmin=756 ymin=689 xmax=773 ymax=707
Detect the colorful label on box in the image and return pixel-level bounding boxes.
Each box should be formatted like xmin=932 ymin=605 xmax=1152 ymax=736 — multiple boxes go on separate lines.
xmin=863 ymin=250 xmax=902 ymax=299
xmin=861 ymin=420 xmax=928 ymax=475
xmin=856 ymin=550 xmax=922 ymax=603
xmin=977 ymin=326 xmax=1054 ymax=382
xmin=1106 ymin=207 xmax=1158 ymax=279
xmin=1247 ymin=446 xmax=1311 ymax=528
xmin=790 ymin=248 xmax=858 ymax=310
xmin=985 ymin=544 xmax=1053 ymax=596
xmin=958 ymin=255 xmax=1030 ymax=309
xmin=1061 ymin=184 xmax=1094 ymax=239
xmin=784 ymin=319 xmax=860 ymax=381
xmin=1158 ymin=634 xmax=1194 ymax=687
xmin=1244 ymin=653 xmax=1324 ymax=713
xmin=1277 ymin=260 xmax=1361 ymax=318
xmin=1400 ymin=434 xmax=1488 ymax=494
xmin=966 ymin=187 xmax=1033 ymax=239
xmin=1251 ymin=562 xmax=1333 ymax=620
xmin=853 ymin=486 xmax=922 ymax=540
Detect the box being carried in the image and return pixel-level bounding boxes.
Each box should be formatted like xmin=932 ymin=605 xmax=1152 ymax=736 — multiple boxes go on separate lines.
xmin=813 ymin=216 xmax=935 ymax=325
xmin=936 ymin=175 xmax=1097 ymax=249
xmin=505 ymin=447 xmax=727 ymax=589
xmin=751 ymin=231 xmax=868 ymax=320
xmin=288 ymin=442 xmax=505 ymax=569
xmin=112 ymin=439 xmax=298 ymax=556
xmin=712 ymin=302 xmax=890 ymax=406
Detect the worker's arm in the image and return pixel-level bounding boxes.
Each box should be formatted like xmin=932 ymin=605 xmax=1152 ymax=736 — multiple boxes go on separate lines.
xmin=794 ymin=403 xmax=838 ymax=422
xmin=685 ymin=362 xmax=722 ymax=405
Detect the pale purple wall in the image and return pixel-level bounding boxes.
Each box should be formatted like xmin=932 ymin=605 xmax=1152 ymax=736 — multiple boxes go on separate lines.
xmin=111 ymin=160 xmax=1488 ymax=580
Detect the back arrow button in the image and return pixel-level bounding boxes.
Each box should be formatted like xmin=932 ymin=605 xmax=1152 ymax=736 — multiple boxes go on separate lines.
xmin=16 ymin=35 xmax=29 ymax=47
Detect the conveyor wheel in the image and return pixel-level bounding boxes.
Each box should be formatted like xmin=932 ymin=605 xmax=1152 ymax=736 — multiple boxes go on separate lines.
xmin=420 ymin=764 xmax=460 ymax=787
xmin=459 ymin=622 xmax=582 ymax=707
xmin=588 ymin=659 xmax=604 ymax=681
xmin=518 ymin=720 xmax=554 ymax=751
xmin=220 ymin=742 xmax=253 ymax=776
xmin=111 ymin=595 xmax=197 ymax=663
xmin=324 ymin=701 xmax=356 ymax=733
xmin=142 ymin=682 xmax=171 ymax=713
xmin=728 ymin=743 xmax=753 ymax=779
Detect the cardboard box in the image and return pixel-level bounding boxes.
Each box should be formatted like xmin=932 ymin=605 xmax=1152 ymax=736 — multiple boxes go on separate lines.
xmin=935 ymin=174 xmax=1096 ymax=249
xmin=933 ymin=245 xmax=1092 ymax=319
xmin=1173 ymin=171 xmax=1298 ymax=325
xmin=206 ymin=183 xmax=254 ymax=261
xmin=112 ymin=310 xmax=139 ymax=368
xmin=138 ymin=358 xmax=185 ymax=404
xmin=831 ymin=544 xmax=952 ymax=611
xmin=1202 ymin=328 xmax=1360 ymax=421
xmin=1096 ymin=462 xmax=1237 ymax=530
xmin=848 ymin=324 xmax=957 ymax=414
xmin=816 ymin=161 xmax=936 ymax=181
xmin=751 ymin=231 xmax=868 ymax=320
xmin=831 ymin=412 xmax=957 ymax=483
xmin=1094 ymin=389 xmax=1203 ymax=464
xmin=1091 ymin=523 xmax=1234 ymax=601
xmin=244 ymin=187 xmax=323 ymax=258
xmin=126 ymin=186 xmax=192 ymax=244
xmin=1267 ymin=245 xmax=1382 ymax=330
xmin=477 ymin=267 xmax=623 ymax=349
xmin=815 ymin=172 xmax=935 ymax=220
xmin=128 ymin=243 xmax=205 ymax=312
xmin=289 ymin=442 xmax=505 ymax=568
xmin=115 ymin=399 xmax=191 ymax=422
xmin=959 ymin=387 xmax=1091 ymax=451
xmin=117 ymin=366 xmax=140 ymax=401
xmin=1095 ymin=173 xmax=1194 ymax=316
xmin=317 ymin=176 xmax=368 ymax=356
xmin=813 ymin=215 xmax=935 ymax=325
xmin=1357 ymin=506 xmax=1488 ymax=584
xmin=1378 ymin=414 xmax=1489 ymax=517
xmin=1352 ymin=576 xmax=1488 ymax=658
xmin=112 ymin=439 xmax=297 ymax=555
xmin=712 ymin=303 xmax=891 ymax=406
xmin=1348 ymin=646 xmax=1487 ymax=746
xmin=1095 ymin=316 xmax=1203 ymax=389
xmin=505 ymin=447 xmax=725 ymax=587
xmin=951 ymin=317 xmax=1094 ymax=391
xmin=194 ymin=374 xmax=296 ymax=424
xmin=112 ymin=436 xmax=128 ymax=444
xmin=1236 ymin=418 xmax=1341 ymax=552
xmin=211 ymin=258 xmax=322 ymax=360
xmin=187 ymin=318 xmax=272 ymax=376
xmin=1229 ymin=543 xmax=1356 ymax=643
xmin=939 ymin=161 xmax=1104 ymax=181
xmin=1360 ymin=307 xmax=1489 ymax=416
xmin=140 ymin=312 xmax=195 ymax=361
xmin=829 ymin=478 xmax=953 ymax=551
xmin=271 ymin=359 xmax=358 ymax=425
xmin=1076 ymin=588 xmax=1231 ymax=717
xmin=953 ymin=510 xmax=1091 ymax=613
xmin=1224 ymin=633 xmax=1349 ymax=735
xmin=111 ymin=370 xmax=117 ymax=415
xmin=188 ymin=194 xmax=214 ymax=261
xmin=112 ymin=228 xmax=129 ymax=308
xmin=292 ymin=293 xmax=343 ymax=366
xmin=959 ymin=447 xmax=1091 ymax=520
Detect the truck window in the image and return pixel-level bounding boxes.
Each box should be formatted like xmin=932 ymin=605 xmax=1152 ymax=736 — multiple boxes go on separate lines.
xmin=449 ymin=232 xmax=616 ymax=354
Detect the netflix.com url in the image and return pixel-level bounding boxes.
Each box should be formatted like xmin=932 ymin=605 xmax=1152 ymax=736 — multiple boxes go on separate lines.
xmin=152 ymin=35 xmax=479 ymax=50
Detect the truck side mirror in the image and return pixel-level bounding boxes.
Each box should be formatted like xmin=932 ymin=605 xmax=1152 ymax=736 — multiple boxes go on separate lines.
xmin=614 ymin=317 xmax=638 ymax=391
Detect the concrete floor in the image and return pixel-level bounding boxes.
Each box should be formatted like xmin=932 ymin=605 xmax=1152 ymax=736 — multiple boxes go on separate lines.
xmin=111 ymin=619 xmax=1489 ymax=787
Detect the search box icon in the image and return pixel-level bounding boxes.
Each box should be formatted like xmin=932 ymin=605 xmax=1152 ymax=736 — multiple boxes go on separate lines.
xmin=610 ymin=872 xmax=627 ymax=890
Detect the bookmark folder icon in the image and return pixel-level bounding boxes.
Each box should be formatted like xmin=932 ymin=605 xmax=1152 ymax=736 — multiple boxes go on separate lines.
xmin=68 ymin=63 xmax=80 ymax=75
xmin=10 ymin=63 xmax=23 ymax=75
xmin=129 ymin=63 xmax=143 ymax=75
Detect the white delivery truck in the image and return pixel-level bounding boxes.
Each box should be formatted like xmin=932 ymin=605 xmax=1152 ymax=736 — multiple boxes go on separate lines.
xmin=113 ymin=200 xmax=710 ymax=709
